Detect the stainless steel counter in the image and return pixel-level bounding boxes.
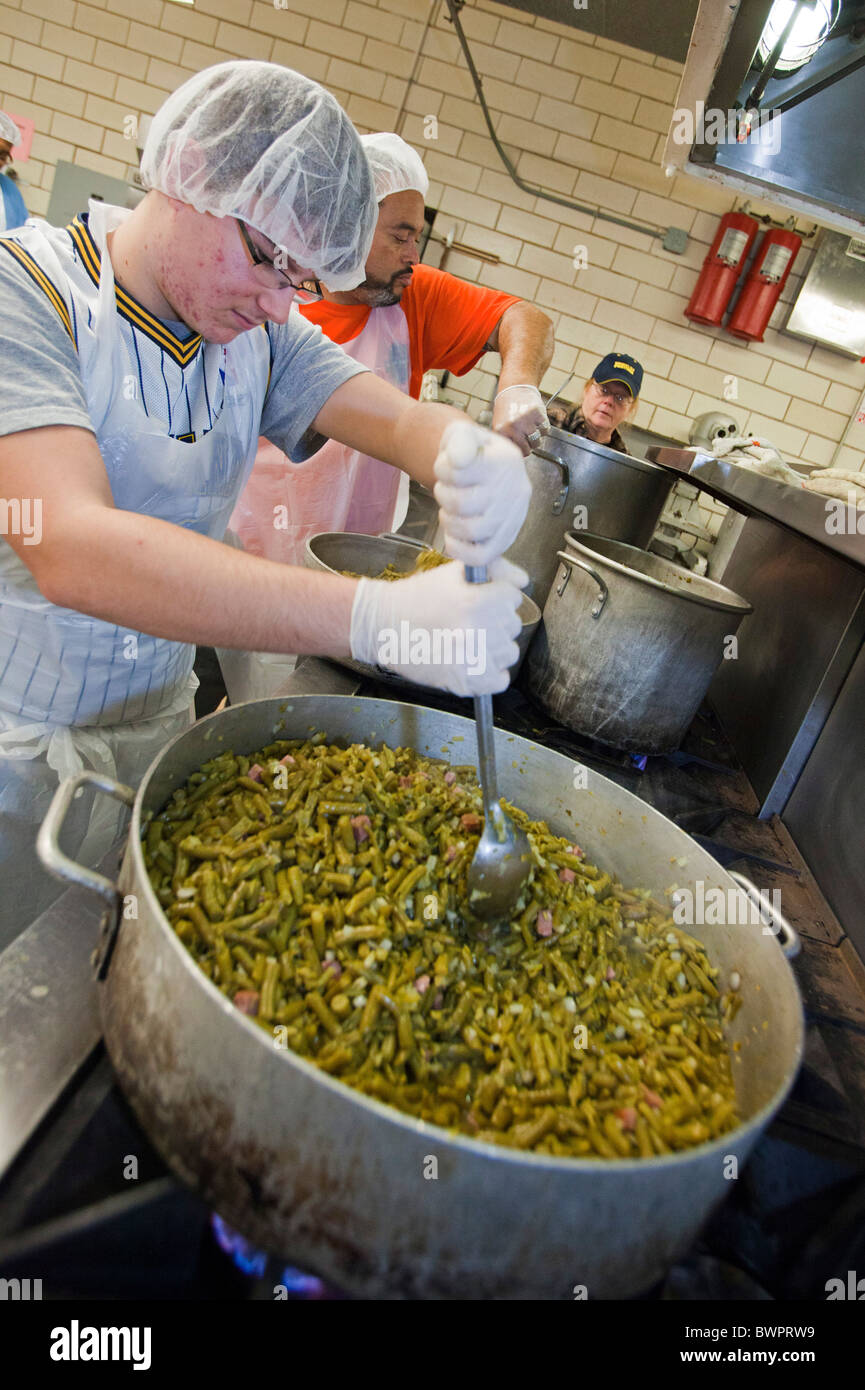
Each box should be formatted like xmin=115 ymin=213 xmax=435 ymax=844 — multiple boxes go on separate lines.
xmin=707 ymin=517 xmax=865 ymax=815
xmin=0 ymin=856 xmax=109 ymax=1180
xmin=647 ymin=445 xmax=863 ymax=945
xmin=648 ymin=448 xmax=865 ymax=571
xmin=784 ymin=641 xmax=865 ymax=954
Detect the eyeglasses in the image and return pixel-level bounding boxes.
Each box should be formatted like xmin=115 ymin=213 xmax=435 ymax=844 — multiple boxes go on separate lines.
xmin=594 ymin=381 xmax=632 ymax=407
xmin=235 ymin=219 xmax=306 ymax=292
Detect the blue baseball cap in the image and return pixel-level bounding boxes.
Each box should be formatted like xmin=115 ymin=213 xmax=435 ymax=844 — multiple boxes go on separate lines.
xmin=592 ymin=352 xmax=643 ymax=397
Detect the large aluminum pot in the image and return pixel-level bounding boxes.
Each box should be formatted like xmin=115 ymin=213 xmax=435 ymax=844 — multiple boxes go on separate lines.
xmin=505 ymin=427 xmax=674 ymax=606
xmin=38 ymin=695 xmax=802 ymax=1300
xmin=304 ymin=531 xmax=541 ymax=684
xmin=526 ymin=533 xmax=753 ymax=755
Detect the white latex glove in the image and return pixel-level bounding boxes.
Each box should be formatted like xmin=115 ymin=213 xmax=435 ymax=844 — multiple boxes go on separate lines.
xmin=350 ymin=557 xmax=529 ymax=697
xmin=491 ymin=384 xmax=549 ymax=455
xmin=433 ymin=420 xmax=532 ymax=566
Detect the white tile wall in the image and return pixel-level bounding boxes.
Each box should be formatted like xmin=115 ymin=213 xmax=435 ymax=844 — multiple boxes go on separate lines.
xmin=1 ymin=0 xmax=861 ymax=476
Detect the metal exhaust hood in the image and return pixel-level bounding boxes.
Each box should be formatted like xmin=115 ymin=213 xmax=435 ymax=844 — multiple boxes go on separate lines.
xmin=663 ymin=0 xmax=865 ymax=234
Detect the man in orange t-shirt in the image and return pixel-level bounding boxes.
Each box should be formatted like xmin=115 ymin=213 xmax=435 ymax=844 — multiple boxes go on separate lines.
xmin=229 ymin=132 xmax=554 ymax=565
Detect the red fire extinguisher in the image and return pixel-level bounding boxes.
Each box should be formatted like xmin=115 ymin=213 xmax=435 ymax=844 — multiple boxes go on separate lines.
xmin=727 ymin=228 xmax=803 ymax=341
xmin=685 ymin=211 xmax=759 ymax=326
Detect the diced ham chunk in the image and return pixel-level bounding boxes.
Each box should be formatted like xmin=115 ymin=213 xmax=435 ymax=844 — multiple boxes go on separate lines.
xmin=460 ymin=812 xmax=481 ymax=832
xmin=616 ymin=1107 xmax=637 ymax=1131
xmin=605 ymin=966 xmax=616 ymax=981
xmin=443 ymin=770 xmax=456 ymax=785
xmin=350 ymin=814 xmax=371 ymax=844
xmin=279 ymin=754 xmax=295 ymax=766
xmin=568 ymin=843 xmax=585 ymax=859
xmin=536 ymin=909 xmax=554 ymax=938
xmin=248 ymin=764 xmax=263 ymax=782
xmin=322 ymin=959 xmax=342 ymax=980
xmin=642 ymin=1086 xmax=663 ymax=1110
xmin=399 ymin=776 xmax=413 ymax=788
xmin=559 ymin=867 xmax=576 ymax=884
xmin=233 ymin=990 xmax=260 ymax=1016
xmin=415 ymin=974 xmax=431 ymax=994
xmin=444 ymin=845 xmax=458 ymax=863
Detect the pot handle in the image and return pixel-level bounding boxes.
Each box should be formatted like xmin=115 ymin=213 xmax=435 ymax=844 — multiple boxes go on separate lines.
xmin=531 ymin=448 xmax=570 ymax=516
xmin=378 ymin=532 xmax=426 ymax=550
xmin=555 ymin=550 xmax=609 ymax=618
xmin=37 ymin=771 xmax=135 ymax=907
xmin=729 ymin=871 xmax=801 ymax=959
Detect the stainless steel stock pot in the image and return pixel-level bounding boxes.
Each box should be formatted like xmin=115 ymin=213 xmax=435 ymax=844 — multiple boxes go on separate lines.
xmin=38 ymin=695 xmax=802 ymax=1300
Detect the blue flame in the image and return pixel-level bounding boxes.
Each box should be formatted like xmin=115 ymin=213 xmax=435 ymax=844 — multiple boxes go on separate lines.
xmin=211 ymin=1213 xmax=267 ymax=1278
xmin=211 ymin=1214 xmax=329 ymax=1296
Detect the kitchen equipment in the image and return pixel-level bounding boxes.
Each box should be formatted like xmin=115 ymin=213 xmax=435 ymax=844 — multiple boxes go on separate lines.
xmin=304 ymin=531 xmax=541 ymax=685
xmin=526 ymin=533 xmax=752 ymax=754
xmin=504 ymin=427 xmax=674 ymax=607
xmin=463 ymin=563 xmax=532 ymax=920
xmin=785 ymin=228 xmax=865 ymax=359
xmin=38 ymin=693 xmax=802 ymax=1300
xmin=688 ymin=411 xmax=741 ymax=451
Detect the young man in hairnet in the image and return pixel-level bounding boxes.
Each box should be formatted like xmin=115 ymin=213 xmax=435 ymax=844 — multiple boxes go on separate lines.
xmin=223 ymin=130 xmax=553 ymax=700
xmin=0 ymin=62 xmax=530 ymax=946
xmin=0 ymin=112 xmax=28 ymax=233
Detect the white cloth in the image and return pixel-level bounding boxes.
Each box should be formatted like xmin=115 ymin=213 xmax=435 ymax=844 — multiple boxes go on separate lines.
xmin=220 ymin=299 xmax=412 ymax=704
xmin=802 ymin=469 xmax=865 ymax=508
xmin=433 ymin=421 xmax=531 ymax=565
xmin=710 ymin=433 xmax=803 ymax=488
xmin=140 ymin=62 xmax=376 ymax=291
xmin=0 ymin=200 xmax=268 ymax=947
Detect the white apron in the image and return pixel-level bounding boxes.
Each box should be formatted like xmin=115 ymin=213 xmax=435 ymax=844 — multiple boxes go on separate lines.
xmin=0 ymin=201 xmax=269 ymax=949
xmin=218 ymin=302 xmax=412 ymax=703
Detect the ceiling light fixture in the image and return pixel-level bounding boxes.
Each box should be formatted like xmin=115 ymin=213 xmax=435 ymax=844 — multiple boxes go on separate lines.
xmin=758 ymin=0 xmax=840 ymax=73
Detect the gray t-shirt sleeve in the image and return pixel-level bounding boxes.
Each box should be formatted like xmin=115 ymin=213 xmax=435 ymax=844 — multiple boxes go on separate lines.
xmin=260 ymin=312 xmax=368 ymax=462
xmin=0 ymin=242 xmax=93 ymax=437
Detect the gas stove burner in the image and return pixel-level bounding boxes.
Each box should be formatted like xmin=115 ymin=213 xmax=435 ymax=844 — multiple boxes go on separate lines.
xmin=209 ymin=1214 xmax=340 ymax=1299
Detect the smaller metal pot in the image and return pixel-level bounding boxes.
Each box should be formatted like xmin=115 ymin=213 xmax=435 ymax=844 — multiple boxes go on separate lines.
xmin=304 ymin=532 xmax=541 ymax=688
xmin=505 ymin=427 xmax=674 ymax=606
xmin=526 ymin=532 xmax=753 ymax=754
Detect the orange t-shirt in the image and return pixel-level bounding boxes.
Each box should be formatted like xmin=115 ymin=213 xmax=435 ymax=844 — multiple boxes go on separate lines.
xmin=298 ymin=263 xmax=521 ymax=399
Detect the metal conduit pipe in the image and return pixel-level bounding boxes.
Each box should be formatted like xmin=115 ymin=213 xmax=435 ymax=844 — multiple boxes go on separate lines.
xmin=443 ymin=0 xmax=688 ymax=252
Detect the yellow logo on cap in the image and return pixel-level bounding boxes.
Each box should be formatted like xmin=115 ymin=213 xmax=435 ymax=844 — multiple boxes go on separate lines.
xmin=613 ymin=360 xmax=635 ymax=374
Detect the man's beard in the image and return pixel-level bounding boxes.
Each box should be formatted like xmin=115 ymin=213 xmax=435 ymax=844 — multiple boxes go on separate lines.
xmin=356 ymin=271 xmax=410 ymax=307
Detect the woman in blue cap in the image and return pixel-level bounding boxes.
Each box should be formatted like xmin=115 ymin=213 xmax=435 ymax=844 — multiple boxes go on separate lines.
xmin=557 ymin=352 xmax=643 ymax=455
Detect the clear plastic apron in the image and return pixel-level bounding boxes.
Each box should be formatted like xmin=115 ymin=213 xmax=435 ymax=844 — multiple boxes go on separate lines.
xmin=0 ymin=201 xmax=269 ymax=949
xmin=218 ymin=302 xmax=412 ymax=703
xmin=229 ymin=301 xmax=411 ymax=564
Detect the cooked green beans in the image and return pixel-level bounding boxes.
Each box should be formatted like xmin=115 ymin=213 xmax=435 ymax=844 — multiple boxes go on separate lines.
xmin=143 ymin=736 xmax=741 ymax=1159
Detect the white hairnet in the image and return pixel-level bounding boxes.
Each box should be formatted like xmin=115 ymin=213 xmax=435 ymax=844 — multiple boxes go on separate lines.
xmin=0 ymin=112 xmax=22 ymax=146
xmin=360 ymin=133 xmax=429 ymax=202
xmin=140 ymin=62 xmax=377 ymax=291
